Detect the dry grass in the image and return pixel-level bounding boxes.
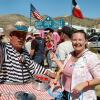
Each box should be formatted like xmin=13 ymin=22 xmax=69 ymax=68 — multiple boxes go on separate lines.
xmin=0 ymin=14 xmax=100 ymax=30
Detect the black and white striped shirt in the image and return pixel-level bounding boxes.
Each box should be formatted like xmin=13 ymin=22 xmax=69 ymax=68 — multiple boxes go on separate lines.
xmin=0 ymin=43 xmax=47 ymax=83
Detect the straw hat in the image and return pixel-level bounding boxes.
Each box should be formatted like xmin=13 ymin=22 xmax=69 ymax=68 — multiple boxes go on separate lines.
xmin=5 ymin=21 xmax=28 ymax=35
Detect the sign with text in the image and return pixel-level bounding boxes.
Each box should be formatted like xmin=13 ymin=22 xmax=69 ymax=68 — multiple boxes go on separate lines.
xmin=34 ymin=16 xmax=65 ymax=30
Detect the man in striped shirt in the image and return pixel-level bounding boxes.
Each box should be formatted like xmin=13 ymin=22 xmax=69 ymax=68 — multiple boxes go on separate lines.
xmin=0 ymin=21 xmax=50 ymax=84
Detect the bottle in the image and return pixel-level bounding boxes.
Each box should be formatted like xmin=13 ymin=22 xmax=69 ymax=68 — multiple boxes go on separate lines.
xmin=51 ymin=61 xmax=57 ymax=71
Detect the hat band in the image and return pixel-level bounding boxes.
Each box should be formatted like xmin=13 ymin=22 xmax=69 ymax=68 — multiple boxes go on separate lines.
xmin=15 ymin=25 xmax=28 ymax=32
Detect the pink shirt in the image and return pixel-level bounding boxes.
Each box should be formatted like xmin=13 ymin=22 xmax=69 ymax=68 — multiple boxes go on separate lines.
xmin=62 ymin=49 xmax=100 ymax=99
xmin=62 ymin=59 xmax=74 ymax=92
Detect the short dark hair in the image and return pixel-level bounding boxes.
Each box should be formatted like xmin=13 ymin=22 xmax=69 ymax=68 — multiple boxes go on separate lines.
xmin=61 ymin=26 xmax=77 ymax=38
xmin=57 ymin=29 xmax=63 ymax=36
xmin=44 ymin=28 xmax=54 ymax=33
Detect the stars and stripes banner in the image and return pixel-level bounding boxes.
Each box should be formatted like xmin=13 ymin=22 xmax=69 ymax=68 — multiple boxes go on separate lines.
xmin=30 ymin=3 xmax=43 ymax=21
xmin=72 ymin=0 xmax=84 ymax=19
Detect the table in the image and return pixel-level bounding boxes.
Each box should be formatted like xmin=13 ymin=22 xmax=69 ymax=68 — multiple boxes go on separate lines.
xmin=0 ymin=82 xmax=54 ymax=100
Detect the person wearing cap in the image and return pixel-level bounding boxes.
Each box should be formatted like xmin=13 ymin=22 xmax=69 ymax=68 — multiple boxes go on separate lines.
xmin=0 ymin=21 xmax=54 ymax=84
xmin=30 ymin=30 xmax=45 ymax=66
xmin=25 ymin=34 xmax=33 ymax=54
xmin=56 ymin=26 xmax=76 ymax=61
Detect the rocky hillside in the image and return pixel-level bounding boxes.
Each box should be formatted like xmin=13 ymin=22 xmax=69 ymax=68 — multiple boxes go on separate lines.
xmin=54 ymin=16 xmax=100 ymax=28
xmin=0 ymin=14 xmax=100 ymax=31
xmin=0 ymin=14 xmax=29 ymax=28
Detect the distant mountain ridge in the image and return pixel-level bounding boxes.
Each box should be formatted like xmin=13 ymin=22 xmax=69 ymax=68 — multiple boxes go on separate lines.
xmin=54 ymin=16 xmax=100 ymax=28
xmin=0 ymin=14 xmax=100 ymax=30
xmin=0 ymin=14 xmax=29 ymax=28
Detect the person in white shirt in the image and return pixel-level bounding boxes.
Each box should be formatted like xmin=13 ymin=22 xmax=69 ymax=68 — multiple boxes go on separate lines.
xmin=56 ymin=26 xmax=76 ymax=61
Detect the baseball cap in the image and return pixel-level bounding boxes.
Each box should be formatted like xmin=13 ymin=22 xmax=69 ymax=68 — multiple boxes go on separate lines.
xmin=33 ymin=30 xmax=40 ymax=35
xmin=26 ymin=35 xmax=33 ymax=40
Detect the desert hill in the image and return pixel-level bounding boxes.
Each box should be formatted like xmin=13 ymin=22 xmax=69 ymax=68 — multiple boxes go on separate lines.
xmin=0 ymin=14 xmax=100 ymax=32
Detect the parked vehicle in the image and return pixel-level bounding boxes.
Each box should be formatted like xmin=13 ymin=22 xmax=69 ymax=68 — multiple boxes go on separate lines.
xmin=88 ymin=35 xmax=100 ymax=51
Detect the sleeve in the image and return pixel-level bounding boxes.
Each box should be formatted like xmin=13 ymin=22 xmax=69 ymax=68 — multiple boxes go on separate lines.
xmin=56 ymin=45 xmax=66 ymax=60
xmin=87 ymin=54 xmax=100 ymax=78
xmin=24 ymin=51 xmax=47 ymax=75
xmin=30 ymin=61 xmax=47 ymax=74
xmin=26 ymin=56 xmax=47 ymax=75
xmin=0 ymin=42 xmax=5 ymax=66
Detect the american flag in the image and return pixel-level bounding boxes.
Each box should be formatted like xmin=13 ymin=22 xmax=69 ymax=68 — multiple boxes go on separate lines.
xmin=30 ymin=3 xmax=43 ymax=21
xmin=72 ymin=0 xmax=84 ymax=19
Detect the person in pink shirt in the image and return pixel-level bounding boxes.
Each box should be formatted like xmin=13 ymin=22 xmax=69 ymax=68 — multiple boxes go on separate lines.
xmin=51 ymin=30 xmax=100 ymax=100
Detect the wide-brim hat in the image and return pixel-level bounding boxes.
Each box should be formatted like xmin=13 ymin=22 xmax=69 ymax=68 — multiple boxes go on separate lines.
xmin=5 ymin=21 xmax=28 ymax=35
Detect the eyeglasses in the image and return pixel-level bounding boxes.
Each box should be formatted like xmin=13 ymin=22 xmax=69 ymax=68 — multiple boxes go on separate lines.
xmin=14 ymin=34 xmax=26 ymax=39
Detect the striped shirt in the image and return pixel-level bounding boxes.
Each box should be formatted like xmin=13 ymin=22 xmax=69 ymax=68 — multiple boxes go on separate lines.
xmin=0 ymin=43 xmax=47 ymax=83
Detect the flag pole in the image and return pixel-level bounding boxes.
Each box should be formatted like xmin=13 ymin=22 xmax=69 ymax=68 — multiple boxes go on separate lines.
xmin=68 ymin=0 xmax=73 ymax=27
xmin=30 ymin=3 xmax=32 ymax=26
xmin=70 ymin=0 xmax=73 ymax=27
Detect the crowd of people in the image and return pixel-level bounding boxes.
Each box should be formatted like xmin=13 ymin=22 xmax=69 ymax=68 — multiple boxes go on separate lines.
xmin=0 ymin=21 xmax=100 ymax=100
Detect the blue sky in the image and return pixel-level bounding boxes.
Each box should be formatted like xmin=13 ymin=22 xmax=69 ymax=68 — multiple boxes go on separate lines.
xmin=0 ymin=0 xmax=100 ymax=19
